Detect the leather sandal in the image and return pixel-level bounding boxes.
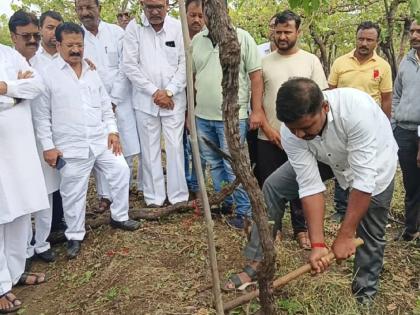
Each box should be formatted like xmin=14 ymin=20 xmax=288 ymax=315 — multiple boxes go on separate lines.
xmin=296 ymin=231 xmax=311 ymax=250
xmin=0 ymin=291 xmax=21 ymax=314
xmin=222 ymin=265 xmax=258 ymax=292
xmin=95 ymin=198 xmax=111 ymax=214
xmin=17 ymin=272 xmax=46 ymax=286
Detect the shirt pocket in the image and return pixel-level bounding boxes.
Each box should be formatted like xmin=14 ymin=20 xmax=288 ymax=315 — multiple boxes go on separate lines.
xmin=164 ymin=45 xmax=178 ymax=66
xmin=83 ymin=84 xmax=101 ymax=109
xmin=107 ymin=50 xmax=119 ymax=68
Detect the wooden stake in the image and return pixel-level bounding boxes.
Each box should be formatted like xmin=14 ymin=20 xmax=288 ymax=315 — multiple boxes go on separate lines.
xmin=178 ymin=1 xmax=224 ymax=314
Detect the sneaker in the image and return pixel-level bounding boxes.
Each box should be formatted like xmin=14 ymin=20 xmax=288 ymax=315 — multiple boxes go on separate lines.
xmin=226 ymin=216 xmax=245 ymax=230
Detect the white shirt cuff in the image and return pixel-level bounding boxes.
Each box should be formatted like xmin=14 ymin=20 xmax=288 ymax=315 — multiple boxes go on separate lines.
xmin=4 ymin=80 xmax=18 ymax=97
xmin=41 ymin=139 xmax=55 ymax=152
xmin=298 ymin=184 xmax=326 ymax=199
xmin=417 ymin=125 xmax=420 ymax=137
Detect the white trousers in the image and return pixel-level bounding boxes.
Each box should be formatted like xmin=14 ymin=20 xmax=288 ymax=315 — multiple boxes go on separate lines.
xmin=125 ymin=154 xmax=143 ymax=191
xmin=60 ymin=149 xmax=130 ymax=241
xmin=94 ymin=169 xmax=111 ymax=201
xmin=136 ymin=111 xmax=188 ymax=205
xmin=0 ymin=215 xmax=30 ymax=295
xmin=26 ymin=193 xmax=53 ymax=258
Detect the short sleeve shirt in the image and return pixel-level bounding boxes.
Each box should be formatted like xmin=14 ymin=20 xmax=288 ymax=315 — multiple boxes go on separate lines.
xmin=192 ymin=28 xmax=261 ymax=121
xmin=328 ymin=50 xmax=392 ymax=105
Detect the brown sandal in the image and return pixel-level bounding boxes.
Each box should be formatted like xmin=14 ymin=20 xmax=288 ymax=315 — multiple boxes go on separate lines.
xmin=17 ymin=272 xmax=46 ymax=286
xmin=296 ymin=231 xmax=311 ymax=250
xmin=0 ymin=292 xmax=21 ymax=314
xmin=95 ymin=198 xmax=111 ymax=214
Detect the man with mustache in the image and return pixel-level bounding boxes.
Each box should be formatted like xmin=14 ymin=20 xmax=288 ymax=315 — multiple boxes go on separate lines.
xmin=8 ymin=10 xmax=57 ymax=268
xmin=122 ymin=0 xmax=189 ymax=208
xmin=32 ymin=22 xmax=140 ymax=260
xmin=0 ymin=41 xmax=48 ymax=313
xmin=24 ymin=11 xmax=64 ymax=265
xmin=75 ymin=0 xmax=125 ymax=214
xmin=116 ymin=11 xmax=132 ymax=30
xmin=226 ymin=78 xmax=397 ymax=306
xmin=328 ymin=21 xmax=393 ymax=223
xmin=256 ymin=10 xmax=327 ymax=249
xmin=392 ymin=20 xmax=420 ymax=244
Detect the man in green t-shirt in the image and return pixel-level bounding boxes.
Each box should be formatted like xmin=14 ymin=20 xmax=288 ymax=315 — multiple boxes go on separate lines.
xmin=191 ymin=1 xmax=264 ymax=229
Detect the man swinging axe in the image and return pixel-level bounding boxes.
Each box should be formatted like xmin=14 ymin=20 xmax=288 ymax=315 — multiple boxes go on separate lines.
xmin=224 ymin=78 xmax=397 ymax=306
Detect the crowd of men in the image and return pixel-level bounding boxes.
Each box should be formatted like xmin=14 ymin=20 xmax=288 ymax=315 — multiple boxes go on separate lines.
xmin=0 ymin=0 xmax=419 ymax=312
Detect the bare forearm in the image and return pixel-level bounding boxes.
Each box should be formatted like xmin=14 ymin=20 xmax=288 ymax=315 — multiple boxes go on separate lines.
xmin=338 ymin=189 xmax=371 ymax=238
xmin=249 ymin=70 xmax=264 ymax=112
xmin=381 ymin=92 xmax=392 ymax=118
xmin=302 ymin=193 xmax=326 ymax=244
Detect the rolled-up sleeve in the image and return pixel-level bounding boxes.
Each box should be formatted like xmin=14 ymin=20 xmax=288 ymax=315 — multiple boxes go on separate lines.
xmin=345 ymin=108 xmax=377 ymax=194
xmin=281 ymin=125 xmax=326 ymax=198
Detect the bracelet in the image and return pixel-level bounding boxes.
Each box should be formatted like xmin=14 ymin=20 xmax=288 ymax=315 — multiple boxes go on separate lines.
xmin=311 ymin=242 xmax=328 ymax=249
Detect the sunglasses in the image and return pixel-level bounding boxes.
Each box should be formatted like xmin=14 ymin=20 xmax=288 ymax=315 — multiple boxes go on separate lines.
xmin=117 ymin=12 xmax=130 ymax=18
xmin=14 ymin=32 xmax=41 ymax=42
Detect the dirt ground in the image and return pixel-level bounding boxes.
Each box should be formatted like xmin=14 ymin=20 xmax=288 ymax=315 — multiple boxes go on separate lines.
xmin=16 ymin=171 xmax=419 ymax=315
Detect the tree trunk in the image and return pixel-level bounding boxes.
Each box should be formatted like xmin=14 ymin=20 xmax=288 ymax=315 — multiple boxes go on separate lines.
xmin=204 ymin=0 xmax=276 ymax=313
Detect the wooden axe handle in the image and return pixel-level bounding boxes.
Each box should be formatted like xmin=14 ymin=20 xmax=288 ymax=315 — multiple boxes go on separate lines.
xmin=223 ymin=238 xmax=364 ymax=312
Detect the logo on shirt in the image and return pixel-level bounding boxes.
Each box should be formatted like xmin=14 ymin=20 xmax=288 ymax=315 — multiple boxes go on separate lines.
xmin=373 ymin=69 xmax=380 ymax=80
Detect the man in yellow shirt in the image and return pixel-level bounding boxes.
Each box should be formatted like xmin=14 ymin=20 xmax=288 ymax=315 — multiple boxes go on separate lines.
xmin=328 ymin=21 xmax=393 ymax=222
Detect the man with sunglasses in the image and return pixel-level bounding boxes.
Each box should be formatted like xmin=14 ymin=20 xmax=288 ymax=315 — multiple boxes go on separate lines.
xmin=9 ymin=10 xmax=40 ymax=62
xmin=117 ymin=11 xmax=132 ymax=30
xmin=75 ymin=0 xmax=125 ymax=214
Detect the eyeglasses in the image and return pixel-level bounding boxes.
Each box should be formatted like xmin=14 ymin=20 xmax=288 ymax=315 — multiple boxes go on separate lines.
xmin=14 ymin=32 xmax=41 ymax=41
xmin=144 ymin=4 xmax=165 ymax=12
xmin=117 ymin=12 xmax=130 ymax=18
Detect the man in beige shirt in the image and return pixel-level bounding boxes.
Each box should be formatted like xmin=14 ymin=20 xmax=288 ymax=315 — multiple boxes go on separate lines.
xmin=257 ymin=10 xmax=328 ymax=249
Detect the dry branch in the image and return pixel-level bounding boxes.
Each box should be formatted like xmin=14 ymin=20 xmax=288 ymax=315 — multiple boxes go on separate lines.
xmin=204 ymin=0 xmax=276 ymax=313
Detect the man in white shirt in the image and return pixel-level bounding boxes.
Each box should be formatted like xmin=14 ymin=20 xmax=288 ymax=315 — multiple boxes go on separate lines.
xmin=0 ymin=43 xmax=48 ymax=313
xmin=75 ymin=0 xmax=126 ymax=213
xmin=123 ymin=0 xmax=189 ymax=207
xmin=224 ymin=78 xmax=397 ymax=305
xmin=33 ymin=22 xmax=140 ymax=260
xmin=27 ymin=10 xmax=64 ymax=264
xmin=9 ymin=10 xmax=59 ymax=267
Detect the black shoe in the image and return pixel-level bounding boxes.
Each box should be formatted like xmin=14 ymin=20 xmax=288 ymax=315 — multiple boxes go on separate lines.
xmin=67 ymin=240 xmax=81 ymax=259
xmin=394 ymin=230 xmax=419 ymax=241
xmin=110 ymin=218 xmax=141 ymax=231
xmin=37 ymin=248 xmax=56 ymax=263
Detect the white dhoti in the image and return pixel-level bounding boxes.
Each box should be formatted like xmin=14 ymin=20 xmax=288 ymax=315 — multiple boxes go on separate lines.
xmin=136 ymin=110 xmax=188 ymax=206
xmin=0 ymin=215 xmax=30 ymax=295
xmin=60 ymin=149 xmax=130 ymax=241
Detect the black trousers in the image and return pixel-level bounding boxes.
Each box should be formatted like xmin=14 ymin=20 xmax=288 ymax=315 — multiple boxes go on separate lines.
xmin=394 ymin=126 xmax=420 ymax=235
xmin=51 ymin=190 xmax=65 ymax=231
xmin=256 ymin=139 xmax=306 ymax=234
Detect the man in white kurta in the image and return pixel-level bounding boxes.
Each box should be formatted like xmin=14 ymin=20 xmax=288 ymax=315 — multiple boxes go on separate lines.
xmin=75 ymin=0 xmax=125 ymax=211
xmin=123 ymin=2 xmax=188 ymax=206
xmin=32 ymin=22 xmax=140 ymax=260
xmin=0 ymin=43 xmax=49 ymax=310
xmin=27 ymin=10 xmax=63 ymax=263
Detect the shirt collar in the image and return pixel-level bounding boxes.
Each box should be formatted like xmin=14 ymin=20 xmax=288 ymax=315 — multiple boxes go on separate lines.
xmin=141 ymin=14 xmax=170 ymax=33
xmin=38 ymin=45 xmax=58 ymax=59
xmin=348 ymin=49 xmax=378 ymax=62
xmin=56 ymin=55 xmax=89 ymax=74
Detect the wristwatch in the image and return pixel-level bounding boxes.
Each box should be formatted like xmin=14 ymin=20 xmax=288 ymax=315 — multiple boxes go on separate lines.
xmin=166 ymin=89 xmax=173 ymax=98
